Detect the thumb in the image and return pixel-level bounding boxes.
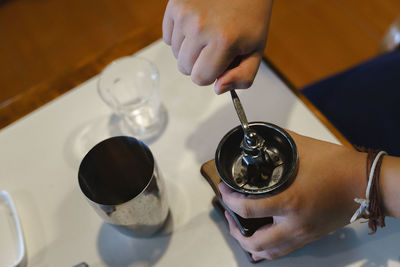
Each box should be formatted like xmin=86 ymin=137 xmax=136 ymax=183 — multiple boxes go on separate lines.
xmin=214 ymin=52 xmax=262 ymax=94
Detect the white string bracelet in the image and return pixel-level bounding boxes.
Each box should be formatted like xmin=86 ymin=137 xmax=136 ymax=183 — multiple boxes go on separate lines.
xmin=350 ymin=151 xmax=387 ymax=223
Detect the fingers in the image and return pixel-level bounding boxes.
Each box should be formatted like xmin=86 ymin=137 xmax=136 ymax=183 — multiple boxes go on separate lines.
xmin=171 ymin=23 xmax=185 ymax=58
xmin=224 ymin=211 xmax=289 ymax=252
xmin=225 ymin=211 xmax=304 ymax=261
xmin=177 ymin=37 xmax=205 ymax=75
xmin=162 ymin=1 xmax=174 ymax=45
xmin=250 ymin=240 xmax=305 ymax=261
xmin=162 ymin=0 xmax=272 ymax=93
xmin=163 ymin=4 xmax=227 ymax=82
xmin=214 ymin=52 xmax=262 ymax=94
xmin=219 ymin=182 xmax=285 ymax=218
xmin=163 ymin=1 xmax=257 ymax=87
xmin=190 ymin=41 xmax=234 ymax=86
xmin=163 ymin=0 xmax=188 ymax=58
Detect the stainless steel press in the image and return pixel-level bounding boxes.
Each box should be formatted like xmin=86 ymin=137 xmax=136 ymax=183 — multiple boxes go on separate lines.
xmin=215 ymin=90 xmax=298 ymax=195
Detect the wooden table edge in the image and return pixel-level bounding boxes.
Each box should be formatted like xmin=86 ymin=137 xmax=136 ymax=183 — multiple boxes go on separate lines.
xmin=0 ymin=27 xmax=160 ymax=130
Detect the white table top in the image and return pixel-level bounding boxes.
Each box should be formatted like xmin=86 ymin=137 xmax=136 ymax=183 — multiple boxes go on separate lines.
xmin=1 ymin=40 xmax=400 ymax=267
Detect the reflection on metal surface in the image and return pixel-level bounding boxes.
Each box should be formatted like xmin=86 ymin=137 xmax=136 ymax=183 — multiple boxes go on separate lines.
xmin=223 ymin=90 xmax=298 ymax=194
xmin=216 ymin=121 xmax=298 ymax=195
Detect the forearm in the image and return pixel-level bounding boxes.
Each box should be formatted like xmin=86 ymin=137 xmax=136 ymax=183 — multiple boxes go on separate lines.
xmin=380 ymin=155 xmax=400 ymax=217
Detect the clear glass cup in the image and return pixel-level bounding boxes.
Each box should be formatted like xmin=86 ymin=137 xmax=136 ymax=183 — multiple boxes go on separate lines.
xmin=98 ymin=56 xmax=166 ymax=140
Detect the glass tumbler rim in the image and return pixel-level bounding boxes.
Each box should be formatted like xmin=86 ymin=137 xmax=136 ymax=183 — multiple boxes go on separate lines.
xmin=97 ymin=56 xmax=160 ymax=111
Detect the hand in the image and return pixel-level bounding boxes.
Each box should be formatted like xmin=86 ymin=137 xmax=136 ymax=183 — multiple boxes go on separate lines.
xmin=162 ymin=0 xmax=273 ymax=94
xmin=219 ymin=131 xmax=367 ymax=261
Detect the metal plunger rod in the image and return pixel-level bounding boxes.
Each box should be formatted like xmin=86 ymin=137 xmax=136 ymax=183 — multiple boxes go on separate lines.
xmin=230 ymin=90 xmax=251 ymax=136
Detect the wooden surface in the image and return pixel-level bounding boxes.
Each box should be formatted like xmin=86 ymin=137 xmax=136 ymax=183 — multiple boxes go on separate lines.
xmin=0 ymin=0 xmax=167 ymax=128
xmin=266 ymin=0 xmax=400 ymax=88
xmin=0 ymin=0 xmax=166 ymax=101
xmin=1 ymin=0 xmax=400 ymax=131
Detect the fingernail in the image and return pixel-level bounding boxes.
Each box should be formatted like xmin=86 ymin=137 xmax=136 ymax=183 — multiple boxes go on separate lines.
xmin=252 ymin=254 xmax=262 ymax=262
xmin=214 ymin=86 xmax=223 ymax=95
xmin=215 ymin=84 xmax=233 ymax=95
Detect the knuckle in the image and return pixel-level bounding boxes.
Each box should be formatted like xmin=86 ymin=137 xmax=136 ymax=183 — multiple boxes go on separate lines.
xmin=178 ymin=63 xmax=190 ymax=75
xmin=175 ymin=8 xmax=186 ymax=24
xmin=262 ymin=249 xmax=281 ymax=260
xmin=163 ymin=35 xmax=171 ymax=45
xmin=172 ymin=47 xmax=179 ymax=59
xmin=217 ymin=31 xmax=238 ymax=51
xmin=296 ymin=223 xmax=314 ymax=238
xmin=253 ymin=244 xmax=266 ymax=253
xmin=191 ymin=72 xmax=213 ymax=86
xmin=237 ymin=79 xmax=253 ymax=89
xmin=244 ymin=240 xmax=264 ymax=252
xmin=238 ymin=204 xmax=253 ymax=219
xmin=190 ymin=15 xmax=206 ymax=35
xmin=282 ymin=193 xmax=302 ymax=215
xmin=172 ymin=2 xmax=191 ymax=24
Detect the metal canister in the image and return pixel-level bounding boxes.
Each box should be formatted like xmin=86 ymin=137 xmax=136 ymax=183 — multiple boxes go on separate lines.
xmin=78 ymin=136 xmax=169 ymax=238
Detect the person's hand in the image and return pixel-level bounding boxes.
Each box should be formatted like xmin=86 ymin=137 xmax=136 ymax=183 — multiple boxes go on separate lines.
xmin=162 ymin=0 xmax=273 ymax=94
xmin=219 ymin=131 xmax=367 ymax=261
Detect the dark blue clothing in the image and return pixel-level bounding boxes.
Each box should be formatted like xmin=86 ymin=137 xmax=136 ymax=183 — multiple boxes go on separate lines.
xmin=303 ymin=49 xmax=400 ymax=156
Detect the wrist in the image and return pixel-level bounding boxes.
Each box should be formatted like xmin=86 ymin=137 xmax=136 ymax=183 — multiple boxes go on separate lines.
xmin=379 ymin=155 xmax=400 ymax=217
xmin=344 ymin=150 xmax=368 ymax=217
xmin=325 ymin=147 xmax=368 ymax=222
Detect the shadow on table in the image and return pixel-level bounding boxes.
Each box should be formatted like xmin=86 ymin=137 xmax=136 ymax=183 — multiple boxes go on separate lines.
xmin=97 ymin=222 xmax=172 ymax=267
xmin=36 ymin=185 xmax=172 ymax=267
xmin=210 ymin=209 xmax=400 ymax=267
xmin=63 ymin=107 xmax=168 ymax=170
